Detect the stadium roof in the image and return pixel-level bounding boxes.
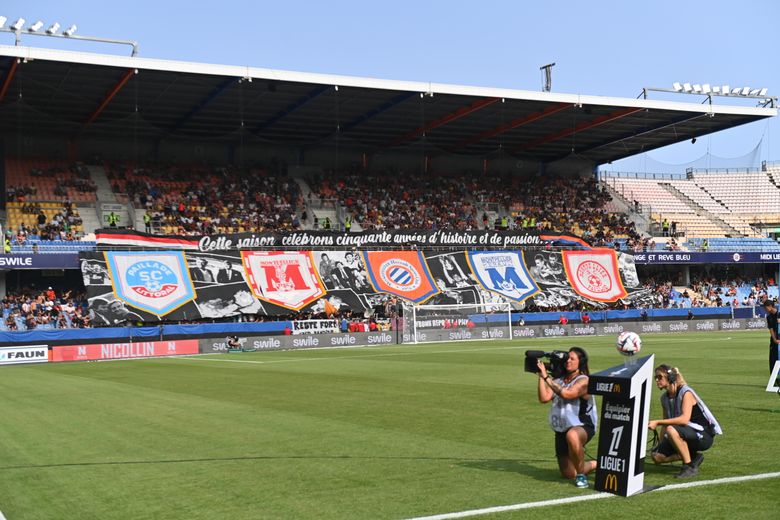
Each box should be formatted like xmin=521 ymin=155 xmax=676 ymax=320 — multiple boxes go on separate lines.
xmin=0 ymin=45 xmax=775 ymax=166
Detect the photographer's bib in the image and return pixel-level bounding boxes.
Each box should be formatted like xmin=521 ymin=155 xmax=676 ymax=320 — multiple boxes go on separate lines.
xmin=548 ymin=374 xmax=598 ymax=433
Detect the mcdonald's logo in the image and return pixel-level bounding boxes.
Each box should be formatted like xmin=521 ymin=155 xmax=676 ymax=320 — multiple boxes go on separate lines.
xmin=613 ymin=383 xmax=621 ymax=393
xmin=604 ymin=473 xmax=619 ymax=492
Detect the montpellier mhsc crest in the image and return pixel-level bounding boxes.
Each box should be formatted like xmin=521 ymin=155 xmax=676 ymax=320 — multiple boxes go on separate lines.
xmin=466 ymin=251 xmax=539 ymax=303
xmin=104 ymin=251 xmax=196 ymax=317
xmin=362 ymin=251 xmax=439 ymax=303
xmin=241 ymin=251 xmax=326 ymax=310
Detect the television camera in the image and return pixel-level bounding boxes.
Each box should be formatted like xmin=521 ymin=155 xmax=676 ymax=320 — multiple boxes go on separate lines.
xmin=524 ymin=350 xmax=569 ymax=379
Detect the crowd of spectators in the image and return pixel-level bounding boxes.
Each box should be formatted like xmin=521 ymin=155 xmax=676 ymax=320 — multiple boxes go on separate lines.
xmin=108 ymin=162 xmax=302 ymax=235
xmin=6 ymin=185 xmax=37 ymax=202
xmin=308 ymin=170 xmax=637 ymax=242
xmin=8 ymin=200 xmax=84 ymax=244
xmin=641 ymin=276 xmax=777 ymax=309
xmin=309 ymin=169 xmax=479 ymax=230
xmin=2 ymin=287 xmax=91 ymax=331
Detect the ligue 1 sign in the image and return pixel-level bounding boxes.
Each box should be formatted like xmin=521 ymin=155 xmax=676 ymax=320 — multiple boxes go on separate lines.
xmin=588 ymin=354 xmax=654 ymax=496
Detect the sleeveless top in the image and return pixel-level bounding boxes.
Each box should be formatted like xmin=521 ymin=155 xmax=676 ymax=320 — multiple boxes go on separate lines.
xmin=548 ymin=374 xmax=598 ymax=433
xmin=661 ymin=384 xmax=723 ymax=435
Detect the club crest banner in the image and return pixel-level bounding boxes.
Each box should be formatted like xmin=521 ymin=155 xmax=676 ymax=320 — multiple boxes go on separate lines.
xmin=362 ymin=251 xmax=439 ymax=303
xmin=561 ymin=249 xmax=628 ymax=302
xmin=104 ymin=251 xmax=196 ymax=316
xmin=241 ymin=251 xmax=326 ymax=310
xmin=82 ymin=248 xmax=641 ymax=324
xmin=466 ymin=251 xmax=539 ymax=303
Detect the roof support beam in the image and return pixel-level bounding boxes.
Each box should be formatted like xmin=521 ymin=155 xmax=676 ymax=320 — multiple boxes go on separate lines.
xmin=576 ymin=112 xmax=710 ymax=159
xmin=341 ymin=92 xmax=416 ymax=134
xmin=451 ymin=102 xmax=571 ymax=151
xmin=169 ymin=77 xmax=239 ymax=135
xmin=252 ymin=84 xmax=331 ymax=134
xmin=0 ymin=58 xmax=19 ymax=103
xmin=516 ymin=107 xmax=643 ymax=153
xmin=386 ymin=96 xmax=500 ymax=148
xmin=84 ymin=68 xmax=136 ymax=126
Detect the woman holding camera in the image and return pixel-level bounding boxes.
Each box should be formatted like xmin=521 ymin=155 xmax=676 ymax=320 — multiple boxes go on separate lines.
xmin=648 ymin=364 xmax=722 ymax=479
xmin=537 ymin=347 xmax=597 ymax=489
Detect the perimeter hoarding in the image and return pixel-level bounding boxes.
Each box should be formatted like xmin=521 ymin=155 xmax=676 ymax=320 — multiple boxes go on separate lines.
xmin=51 ymin=340 xmax=199 ymax=362
xmin=0 ymin=345 xmax=49 ymax=365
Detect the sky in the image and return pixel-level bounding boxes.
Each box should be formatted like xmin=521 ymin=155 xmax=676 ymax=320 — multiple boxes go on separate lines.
xmin=2 ymin=0 xmax=779 ymax=172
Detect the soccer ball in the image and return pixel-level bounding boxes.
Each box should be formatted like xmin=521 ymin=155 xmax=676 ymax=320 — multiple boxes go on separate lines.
xmin=616 ymin=331 xmax=642 ymax=356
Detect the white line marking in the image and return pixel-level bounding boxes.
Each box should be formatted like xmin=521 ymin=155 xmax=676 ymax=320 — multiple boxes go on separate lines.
xmin=0 ymin=508 xmax=7 ymax=519
xmin=175 ymin=335 xmax=732 ymax=367
xmin=177 ymin=344 xmax=526 ymax=366
xmin=403 ymin=471 xmax=780 ymax=520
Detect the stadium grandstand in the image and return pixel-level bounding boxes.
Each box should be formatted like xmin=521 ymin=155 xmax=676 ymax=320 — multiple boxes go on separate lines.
xmin=0 ymin=44 xmax=779 ymax=333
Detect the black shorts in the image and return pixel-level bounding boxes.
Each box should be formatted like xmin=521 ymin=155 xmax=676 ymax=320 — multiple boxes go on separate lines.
xmin=653 ymin=425 xmax=714 ymax=457
xmin=555 ymin=426 xmax=595 ymax=458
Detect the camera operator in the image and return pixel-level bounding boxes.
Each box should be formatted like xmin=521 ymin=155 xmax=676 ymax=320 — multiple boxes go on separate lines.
xmin=648 ymin=364 xmax=722 ymax=479
xmin=537 ymin=347 xmax=597 ymax=489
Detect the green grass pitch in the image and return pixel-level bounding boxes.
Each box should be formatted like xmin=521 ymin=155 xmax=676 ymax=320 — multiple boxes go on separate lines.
xmin=0 ymin=331 xmax=777 ymax=519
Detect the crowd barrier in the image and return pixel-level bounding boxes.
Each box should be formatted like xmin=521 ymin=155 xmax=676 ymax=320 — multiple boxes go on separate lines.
xmin=0 ymin=317 xmax=769 ymax=365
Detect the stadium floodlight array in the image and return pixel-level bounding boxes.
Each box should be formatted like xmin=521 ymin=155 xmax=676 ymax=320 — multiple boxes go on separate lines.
xmin=672 ymin=81 xmax=769 ymax=98
xmin=0 ymin=15 xmax=136 ymax=56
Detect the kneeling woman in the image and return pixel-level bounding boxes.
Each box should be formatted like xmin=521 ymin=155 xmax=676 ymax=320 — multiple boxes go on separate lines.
xmin=537 ymin=347 xmax=597 ymax=489
xmin=648 ymin=364 xmax=722 ymax=479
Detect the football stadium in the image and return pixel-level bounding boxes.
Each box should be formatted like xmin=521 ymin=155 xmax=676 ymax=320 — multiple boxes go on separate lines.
xmin=0 ymin=9 xmax=778 ymax=520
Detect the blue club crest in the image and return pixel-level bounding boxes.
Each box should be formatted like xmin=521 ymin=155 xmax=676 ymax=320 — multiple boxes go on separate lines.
xmin=466 ymin=251 xmax=539 ymax=303
xmin=105 ymin=251 xmax=196 ymax=316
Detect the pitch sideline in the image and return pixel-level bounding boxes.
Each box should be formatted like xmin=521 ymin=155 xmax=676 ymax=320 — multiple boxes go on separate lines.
xmin=404 ymin=471 xmax=780 ymax=520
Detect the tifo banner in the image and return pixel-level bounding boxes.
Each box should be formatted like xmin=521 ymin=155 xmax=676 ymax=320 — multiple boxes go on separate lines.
xmin=561 ymin=250 xmax=628 ymax=302
xmin=95 ymin=228 xmax=589 ymax=251
xmin=466 ymin=251 xmax=539 ymax=303
xmin=105 ymin=251 xmax=197 ymax=317
xmin=80 ymin=249 xmax=640 ymax=325
xmin=363 ymin=251 xmax=440 ymax=303
xmin=242 ymin=251 xmax=326 ymax=310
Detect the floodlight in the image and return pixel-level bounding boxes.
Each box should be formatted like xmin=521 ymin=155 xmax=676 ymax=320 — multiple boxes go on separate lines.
xmin=683 ymin=83 xmax=692 ymax=92
xmin=702 ymin=84 xmax=711 ymax=94
xmin=62 ymin=24 xmax=76 ymax=36
xmin=749 ymin=88 xmax=760 ymax=96
xmin=672 ymin=82 xmax=683 ymax=92
xmin=712 ymin=86 xmax=721 ymax=94
xmin=731 ymin=87 xmax=742 ymax=95
xmin=759 ymin=88 xmax=768 ymax=96
xmin=9 ymin=18 xmax=25 ymax=31
xmin=721 ymin=85 xmax=730 ymax=95
xmin=46 ymin=22 xmax=60 ymax=35
xmin=0 ymin=16 xmax=7 ymax=28
xmin=741 ymin=86 xmax=751 ymax=96
xmin=28 ymin=21 xmax=43 ymax=32
xmin=693 ymin=84 xmax=702 ymax=93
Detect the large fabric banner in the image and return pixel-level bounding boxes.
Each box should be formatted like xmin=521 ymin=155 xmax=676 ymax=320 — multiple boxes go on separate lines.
xmin=80 ymin=248 xmax=642 ymax=325
xmin=466 ymin=251 xmax=539 ymax=304
xmin=95 ymin=228 xmax=591 ymax=251
xmin=561 ymin=250 xmax=628 ymax=302
xmin=363 ymin=251 xmax=440 ymax=304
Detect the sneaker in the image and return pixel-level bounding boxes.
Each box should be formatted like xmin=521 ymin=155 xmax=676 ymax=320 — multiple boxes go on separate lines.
xmin=691 ymin=453 xmax=704 ymax=469
xmin=574 ymin=474 xmax=589 ymax=488
xmin=675 ymin=464 xmax=699 ymax=479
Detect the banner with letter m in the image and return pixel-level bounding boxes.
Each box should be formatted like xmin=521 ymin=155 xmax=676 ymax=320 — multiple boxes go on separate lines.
xmin=466 ymin=251 xmax=539 ymax=303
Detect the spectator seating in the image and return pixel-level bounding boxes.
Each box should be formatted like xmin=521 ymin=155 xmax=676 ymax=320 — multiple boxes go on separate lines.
xmin=5 ymin=157 xmax=97 ymax=203
xmin=687 ymin=237 xmax=780 ymax=252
